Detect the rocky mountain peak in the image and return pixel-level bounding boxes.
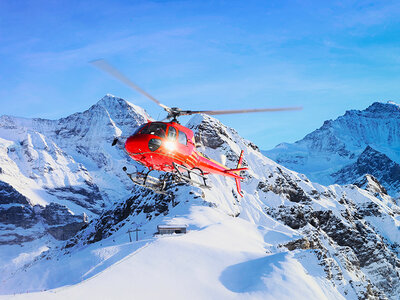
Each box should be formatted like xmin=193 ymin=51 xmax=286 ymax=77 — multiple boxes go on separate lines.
xmin=332 ymin=145 xmax=400 ymax=197
xmin=353 ymin=174 xmax=388 ymax=195
xmin=96 ymin=94 xmax=135 ymax=114
xmin=365 ymin=101 xmax=400 ymax=116
xmin=95 ymin=94 xmax=150 ymax=124
xmin=342 ymin=101 xmax=400 ymax=119
xmin=357 ymin=145 xmax=389 ymax=165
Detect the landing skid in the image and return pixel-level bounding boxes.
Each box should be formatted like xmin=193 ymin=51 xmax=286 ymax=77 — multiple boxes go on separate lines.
xmin=123 ymin=167 xmax=170 ymax=195
xmin=122 ymin=163 xmax=211 ymax=195
xmin=172 ymin=162 xmax=211 ymax=189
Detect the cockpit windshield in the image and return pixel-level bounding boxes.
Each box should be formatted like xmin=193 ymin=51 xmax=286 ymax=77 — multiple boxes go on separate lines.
xmin=139 ymin=123 xmax=167 ymax=138
xmin=132 ymin=123 xmax=147 ymax=135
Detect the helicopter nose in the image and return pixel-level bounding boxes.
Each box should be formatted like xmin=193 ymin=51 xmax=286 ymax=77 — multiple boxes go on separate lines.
xmin=125 ymin=135 xmax=141 ymax=154
xmin=125 ymin=134 xmax=163 ymax=153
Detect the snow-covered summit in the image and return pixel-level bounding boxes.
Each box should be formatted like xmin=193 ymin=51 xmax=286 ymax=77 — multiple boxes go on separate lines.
xmin=387 ymin=100 xmax=400 ymax=108
xmin=343 ymin=101 xmax=400 ymax=118
xmin=95 ymin=94 xmax=151 ymax=127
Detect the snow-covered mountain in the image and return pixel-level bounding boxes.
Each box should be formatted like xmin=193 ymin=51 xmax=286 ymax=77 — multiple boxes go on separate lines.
xmin=265 ymin=101 xmax=400 ymax=199
xmin=0 ymin=95 xmax=149 ymax=246
xmin=1 ymin=97 xmax=400 ymax=299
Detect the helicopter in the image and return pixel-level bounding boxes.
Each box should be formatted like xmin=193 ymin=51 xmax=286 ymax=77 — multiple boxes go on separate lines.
xmin=91 ymin=59 xmax=301 ymax=197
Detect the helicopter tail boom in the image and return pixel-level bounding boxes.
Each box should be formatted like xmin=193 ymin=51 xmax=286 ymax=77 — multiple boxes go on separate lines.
xmin=197 ymin=150 xmax=246 ymax=197
xmin=234 ymin=150 xmax=245 ymax=197
xmin=223 ymin=151 xmax=246 ymax=197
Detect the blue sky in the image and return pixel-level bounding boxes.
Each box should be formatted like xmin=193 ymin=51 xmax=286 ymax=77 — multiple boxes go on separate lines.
xmin=1 ymin=0 xmax=400 ymax=149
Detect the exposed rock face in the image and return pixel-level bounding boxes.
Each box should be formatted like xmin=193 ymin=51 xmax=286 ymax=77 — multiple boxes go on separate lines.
xmin=0 ymin=181 xmax=30 ymax=205
xmin=264 ymin=186 xmax=399 ymax=298
xmin=0 ymin=191 xmax=87 ymax=244
xmin=0 ymin=180 xmax=38 ymax=244
xmin=353 ymin=174 xmax=388 ymax=196
xmin=41 ymin=203 xmax=82 ymax=226
xmin=0 ymin=206 xmax=37 ymax=230
xmin=47 ymin=222 xmax=87 ymax=241
xmin=46 ymin=184 xmax=103 ymax=214
xmin=282 ymin=237 xmax=314 ymax=251
xmin=333 ymin=146 xmax=400 ymax=195
xmin=257 ymin=167 xmax=312 ymax=203
xmin=64 ymin=183 xmax=186 ymax=248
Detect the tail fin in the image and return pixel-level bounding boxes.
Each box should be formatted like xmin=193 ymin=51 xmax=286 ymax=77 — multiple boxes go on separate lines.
xmin=235 ymin=150 xmax=245 ymax=197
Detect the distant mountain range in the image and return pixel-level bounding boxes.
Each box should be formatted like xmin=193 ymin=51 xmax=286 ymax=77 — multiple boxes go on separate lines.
xmin=264 ymin=101 xmax=400 ymax=198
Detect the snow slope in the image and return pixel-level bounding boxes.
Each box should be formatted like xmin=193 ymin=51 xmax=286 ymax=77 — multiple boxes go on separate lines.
xmin=1 ymin=99 xmax=400 ymax=299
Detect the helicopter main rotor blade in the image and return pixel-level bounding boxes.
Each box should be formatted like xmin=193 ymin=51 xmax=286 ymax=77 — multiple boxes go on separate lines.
xmin=178 ymin=107 xmax=302 ymax=116
xmin=90 ymin=59 xmax=171 ymax=112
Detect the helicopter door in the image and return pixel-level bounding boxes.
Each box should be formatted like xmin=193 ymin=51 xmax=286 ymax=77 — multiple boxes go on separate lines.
xmin=178 ymin=130 xmax=187 ymax=145
xmin=177 ymin=130 xmax=190 ymax=161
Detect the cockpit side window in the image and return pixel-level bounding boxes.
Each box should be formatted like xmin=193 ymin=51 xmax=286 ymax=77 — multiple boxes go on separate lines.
xmin=178 ymin=130 xmax=187 ymax=145
xmin=140 ymin=123 xmax=167 ymax=138
xmin=167 ymin=126 xmax=177 ymax=141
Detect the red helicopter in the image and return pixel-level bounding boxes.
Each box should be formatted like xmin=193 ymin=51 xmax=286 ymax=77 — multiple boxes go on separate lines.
xmin=91 ymin=60 xmax=301 ymax=197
